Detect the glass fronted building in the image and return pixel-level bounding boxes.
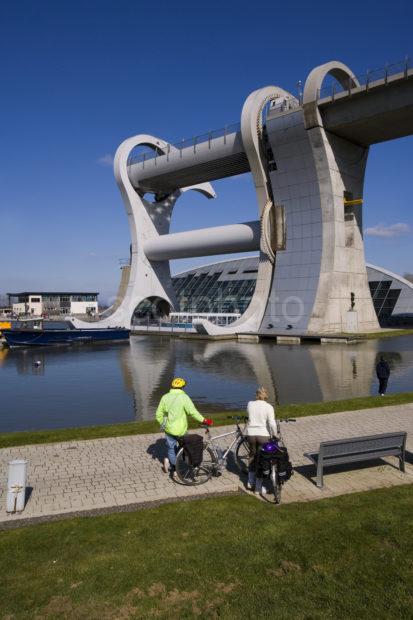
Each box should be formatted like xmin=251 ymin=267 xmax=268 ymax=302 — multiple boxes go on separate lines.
xmin=173 ymin=257 xmax=259 ymax=315
xmin=367 ymin=265 xmax=413 ymax=326
xmin=172 ymin=257 xmax=413 ymax=326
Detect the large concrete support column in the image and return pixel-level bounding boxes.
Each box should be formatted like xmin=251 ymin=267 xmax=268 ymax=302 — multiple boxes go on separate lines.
xmin=260 ymin=62 xmax=379 ymax=334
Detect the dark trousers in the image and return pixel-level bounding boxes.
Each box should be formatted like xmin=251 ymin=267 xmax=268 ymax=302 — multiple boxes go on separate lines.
xmin=247 ymin=436 xmax=269 ymax=473
xmin=378 ymin=377 xmax=389 ymax=395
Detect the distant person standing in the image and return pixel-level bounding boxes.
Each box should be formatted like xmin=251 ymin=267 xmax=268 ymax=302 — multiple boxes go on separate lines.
xmin=376 ymin=356 xmax=390 ymax=396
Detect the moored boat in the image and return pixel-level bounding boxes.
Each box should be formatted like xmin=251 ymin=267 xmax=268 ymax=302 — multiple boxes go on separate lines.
xmin=3 ymin=319 xmax=130 ymax=348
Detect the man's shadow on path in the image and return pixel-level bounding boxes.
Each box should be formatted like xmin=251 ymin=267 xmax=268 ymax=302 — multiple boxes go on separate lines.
xmin=146 ymin=438 xmax=165 ymax=465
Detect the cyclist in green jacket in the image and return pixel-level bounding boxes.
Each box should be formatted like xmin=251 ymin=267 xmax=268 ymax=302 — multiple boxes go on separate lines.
xmin=155 ymin=377 xmax=212 ymax=476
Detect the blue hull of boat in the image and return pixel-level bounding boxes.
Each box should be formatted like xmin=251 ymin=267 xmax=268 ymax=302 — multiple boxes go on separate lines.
xmin=4 ymin=328 xmax=130 ymax=348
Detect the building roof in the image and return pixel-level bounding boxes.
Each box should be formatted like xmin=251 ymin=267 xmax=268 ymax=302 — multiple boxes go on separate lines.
xmin=365 ymin=263 xmax=413 ymax=290
xmin=174 ymin=256 xmax=413 ymax=288
xmin=173 ymin=255 xmax=259 ymax=277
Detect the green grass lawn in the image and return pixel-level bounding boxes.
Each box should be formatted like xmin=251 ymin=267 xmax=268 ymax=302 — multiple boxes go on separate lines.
xmin=1 ymin=486 xmax=412 ymax=619
xmin=1 ymin=391 xmax=413 ymax=449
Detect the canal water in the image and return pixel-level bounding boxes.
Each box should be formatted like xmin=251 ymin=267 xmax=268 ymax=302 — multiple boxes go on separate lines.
xmin=0 ymin=335 xmax=412 ymax=433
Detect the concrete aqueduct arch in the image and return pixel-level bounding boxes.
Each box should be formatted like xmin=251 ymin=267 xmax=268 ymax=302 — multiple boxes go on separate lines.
xmin=72 ymin=136 xmax=216 ymax=329
xmin=302 ymin=61 xmax=360 ymax=128
xmin=196 ymin=60 xmax=378 ymax=335
xmin=74 ymin=60 xmax=383 ymax=335
xmin=73 ymin=86 xmax=289 ymax=330
xmin=298 ymin=61 xmax=378 ymax=333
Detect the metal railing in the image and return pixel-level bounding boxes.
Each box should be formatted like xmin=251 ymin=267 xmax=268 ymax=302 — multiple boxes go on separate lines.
xmin=128 ymin=122 xmax=241 ymax=167
xmin=317 ymin=56 xmax=412 ymax=101
xmin=132 ymin=312 xmax=240 ymax=332
xmin=127 ymin=55 xmax=411 ymax=169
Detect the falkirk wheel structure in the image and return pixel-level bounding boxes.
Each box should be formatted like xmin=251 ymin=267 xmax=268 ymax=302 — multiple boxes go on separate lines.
xmin=72 ymin=59 xmax=413 ymax=335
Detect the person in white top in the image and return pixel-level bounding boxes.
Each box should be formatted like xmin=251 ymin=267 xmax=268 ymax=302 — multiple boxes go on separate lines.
xmin=246 ymin=386 xmax=278 ymax=494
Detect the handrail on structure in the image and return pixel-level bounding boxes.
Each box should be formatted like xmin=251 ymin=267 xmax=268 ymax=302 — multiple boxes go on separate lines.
xmin=127 ymin=55 xmax=411 ymax=170
xmin=317 ymin=55 xmax=411 ymax=101
xmin=128 ymin=122 xmax=241 ymax=167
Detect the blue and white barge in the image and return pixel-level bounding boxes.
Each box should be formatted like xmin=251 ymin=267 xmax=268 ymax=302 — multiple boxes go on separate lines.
xmin=3 ymin=319 xmax=130 ymax=348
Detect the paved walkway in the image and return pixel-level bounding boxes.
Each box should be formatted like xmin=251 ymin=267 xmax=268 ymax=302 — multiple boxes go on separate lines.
xmin=1 ymin=403 xmax=413 ymax=526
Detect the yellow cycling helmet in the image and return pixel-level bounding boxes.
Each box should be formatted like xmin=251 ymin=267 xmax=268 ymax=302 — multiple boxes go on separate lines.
xmin=171 ymin=377 xmax=186 ymax=389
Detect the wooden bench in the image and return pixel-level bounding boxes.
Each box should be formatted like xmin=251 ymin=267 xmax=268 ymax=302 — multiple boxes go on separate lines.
xmin=304 ymin=432 xmax=407 ymax=488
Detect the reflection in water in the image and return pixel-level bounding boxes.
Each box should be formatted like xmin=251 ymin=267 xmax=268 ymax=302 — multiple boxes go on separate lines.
xmin=0 ymin=347 xmax=9 ymax=366
xmin=122 ymin=337 xmax=176 ymax=419
xmin=119 ymin=338 xmax=366 ymax=420
xmin=0 ymin=335 xmax=412 ymax=432
xmin=308 ymin=344 xmax=380 ymax=403
xmin=118 ymin=335 xmax=413 ymax=421
xmin=16 ymin=352 xmax=46 ymax=376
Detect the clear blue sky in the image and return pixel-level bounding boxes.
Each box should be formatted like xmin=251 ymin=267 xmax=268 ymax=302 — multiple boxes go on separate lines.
xmin=1 ymin=0 xmax=412 ymax=304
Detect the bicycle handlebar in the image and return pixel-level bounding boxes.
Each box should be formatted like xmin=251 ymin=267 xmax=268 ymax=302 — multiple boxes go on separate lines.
xmin=224 ymin=414 xmax=296 ymax=424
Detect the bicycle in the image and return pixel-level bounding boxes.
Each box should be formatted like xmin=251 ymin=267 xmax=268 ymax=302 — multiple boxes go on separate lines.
xmin=259 ymin=417 xmax=296 ymax=505
xmin=174 ymin=415 xmax=251 ymax=486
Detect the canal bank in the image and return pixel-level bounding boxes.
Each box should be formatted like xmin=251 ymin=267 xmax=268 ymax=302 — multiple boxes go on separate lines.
xmin=1 ymin=401 xmax=412 ymax=527
xmin=1 ymin=391 xmax=413 ymax=449
xmin=131 ymin=327 xmax=413 ymax=343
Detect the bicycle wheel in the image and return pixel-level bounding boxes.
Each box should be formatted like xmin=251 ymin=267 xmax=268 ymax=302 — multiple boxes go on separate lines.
xmin=175 ymin=445 xmax=215 ymax=486
xmin=270 ymin=464 xmax=282 ymax=504
xmin=235 ymin=437 xmax=251 ymax=474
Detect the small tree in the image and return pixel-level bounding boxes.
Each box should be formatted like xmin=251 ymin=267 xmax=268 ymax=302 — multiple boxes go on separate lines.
xmin=404 ymin=273 xmax=413 ymax=284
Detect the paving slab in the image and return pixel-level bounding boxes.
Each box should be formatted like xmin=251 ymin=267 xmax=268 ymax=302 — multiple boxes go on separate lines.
xmin=1 ymin=402 xmax=413 ymax=526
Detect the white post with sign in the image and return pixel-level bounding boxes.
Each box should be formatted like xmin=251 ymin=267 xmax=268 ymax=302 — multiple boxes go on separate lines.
xmin=6 ymin=460 xmax=28 ymax=513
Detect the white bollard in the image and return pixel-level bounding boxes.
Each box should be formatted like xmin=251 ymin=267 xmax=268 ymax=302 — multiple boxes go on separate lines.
xmin=6 ymin=459 xmax=28 ymax=514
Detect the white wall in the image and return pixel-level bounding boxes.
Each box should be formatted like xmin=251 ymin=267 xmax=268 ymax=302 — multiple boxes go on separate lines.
xmin=12 ymin=303 xmax=27 ymax=315
xmin=29 ymin=296 xmax=43 ymax=315
xmin=70 ymin=301 xmax=98 ymax=315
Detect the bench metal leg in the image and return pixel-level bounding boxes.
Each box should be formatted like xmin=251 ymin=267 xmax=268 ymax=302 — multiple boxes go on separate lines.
xmin=316 ymin=459 xmax=323 ymax=488
xmin=400 ymin=450 xmax=405 ymax=473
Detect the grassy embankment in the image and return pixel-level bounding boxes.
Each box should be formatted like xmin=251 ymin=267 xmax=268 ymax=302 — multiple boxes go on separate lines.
xmin=1 ymin=486 xmax=412 ymax=618
xmin=1 ymin=391 xmax=413 ymax=449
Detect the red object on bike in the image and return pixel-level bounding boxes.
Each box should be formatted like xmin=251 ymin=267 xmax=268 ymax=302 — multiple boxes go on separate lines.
xmin=203 ymin=418 xmax=213 ymax=426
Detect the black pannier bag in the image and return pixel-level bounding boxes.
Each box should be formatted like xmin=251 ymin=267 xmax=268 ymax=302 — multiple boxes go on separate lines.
xmin=257 ymin=445 xmax=293 ymax=482
xmin=181 ymin=434 xmax=204 ymax=467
